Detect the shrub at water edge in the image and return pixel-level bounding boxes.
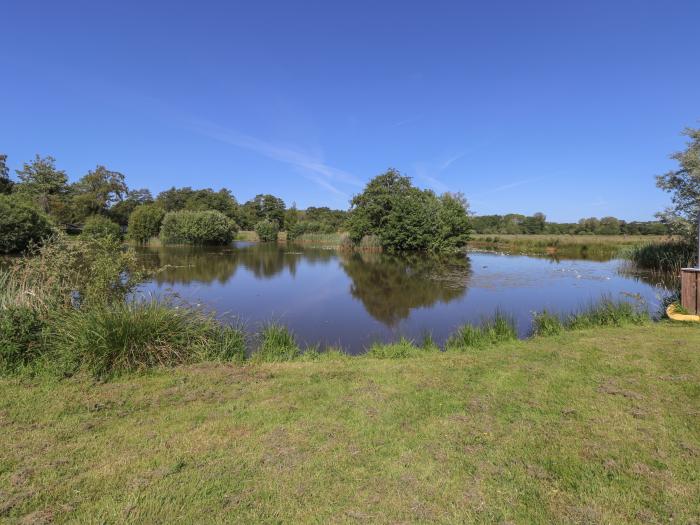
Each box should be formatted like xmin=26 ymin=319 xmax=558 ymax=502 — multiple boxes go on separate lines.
xmin=0 ymin=194 xmax=54 ymax=254
xmin=81 ymin=215 xmax=122 ymax=240
xmin=128 ymin=204 xmax=165 ymax=243
xmin=160 ymin=210 xmax=238 ymax=245
xmin=254 ymin=219 xmax=279 ymax=242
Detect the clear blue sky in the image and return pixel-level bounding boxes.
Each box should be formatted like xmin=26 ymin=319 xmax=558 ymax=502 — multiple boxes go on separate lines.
xmin=2 ymin=1 xmax=698 ymax=221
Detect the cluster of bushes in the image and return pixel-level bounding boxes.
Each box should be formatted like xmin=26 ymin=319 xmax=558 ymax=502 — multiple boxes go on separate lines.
xmin=81 ymin=215 xmax=122 ymax=240
xmin=127 ymin=204 xmax=165 ymax=243
xmin=0 ymin=194 xmax=54 ymax=253
xmin=160 ymin=210 xmax=238 ymax=245
xmin=254 ymin=219 xmax=279 ymax=242
xmin=346 ymin=169 xmax=471 ymax=254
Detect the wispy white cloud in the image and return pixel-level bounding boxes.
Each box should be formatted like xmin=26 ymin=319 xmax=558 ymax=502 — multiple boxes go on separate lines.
xmin=392 ymin=116 xmax=422 ymax=128
xmin=475 ymin=176 xmax=546 ymax=196
xmin=187 ymin=119 xmax=362 ymax=196
xmin=413 ymin=151 xmax=468 ymax=193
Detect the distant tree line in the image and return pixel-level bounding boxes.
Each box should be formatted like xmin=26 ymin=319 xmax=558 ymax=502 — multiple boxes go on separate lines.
xmin=0 ymin=153 xmax=353 ymax=252
xmin=470 ymin=213 xmax=668 ymax=236
xmin=0 ymin=152 xmax=671 ymax=255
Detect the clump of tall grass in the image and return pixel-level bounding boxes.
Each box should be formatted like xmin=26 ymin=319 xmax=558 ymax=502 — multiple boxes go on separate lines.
xmin=446 ymin=313 xmax=517 ymax=351
xmin=623 ymin=241 xmax=695 ymax=273
xmin=359 ymin=235 xmax=382 ymax=252
xmin=565 ymin=298 xmax=648 ymax=329
xmin=252 ymin=322 xmax=301 ymax=362
xmin=531 ymin=298 xmax=648 ymax=339
xmin=531 ymin=310 xmax=564 ymax=336
xmin=46 ymin=300 xmax=246 ymax=379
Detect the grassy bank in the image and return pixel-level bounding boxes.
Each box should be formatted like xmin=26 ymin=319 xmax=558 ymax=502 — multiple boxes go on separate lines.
xmin=470 ymin=234 xmax=670 ymax=246
xmin=1 ymin=322 xmax=698 ymax=523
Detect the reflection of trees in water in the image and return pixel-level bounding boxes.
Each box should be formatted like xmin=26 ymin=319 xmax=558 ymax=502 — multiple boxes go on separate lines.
xmin=136 ymin=244 xmax=336 ymax=284
xmin=136 ymin=246 xmax=240 ymax=285
xmin=340 ymin=252 xmax=472 ymax=326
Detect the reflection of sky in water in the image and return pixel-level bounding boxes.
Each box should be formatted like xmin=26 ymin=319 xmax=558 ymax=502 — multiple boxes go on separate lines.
xmin=137 ymin=244 xmax=671 ymax=354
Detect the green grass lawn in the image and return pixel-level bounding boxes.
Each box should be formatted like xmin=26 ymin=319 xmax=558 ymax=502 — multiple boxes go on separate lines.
xmin=1 ymin=322 xmax=699 ymax=523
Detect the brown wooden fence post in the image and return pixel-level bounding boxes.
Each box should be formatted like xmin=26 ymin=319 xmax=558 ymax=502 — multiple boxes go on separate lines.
xmin=681 ymin=268 xmax=700 ymax=315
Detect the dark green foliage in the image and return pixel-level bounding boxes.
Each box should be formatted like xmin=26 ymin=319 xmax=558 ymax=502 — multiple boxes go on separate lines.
xmin=0 ymin=306 xmax=45 ymax=373
xmin=0 ymin=153 xmax=12 ymax=194
xmin=81 ymin=215 xmax=122 ymax=240
xmin=160 ymin=210 xmax=238 ymax=245
xmin=254 ymin=219 xmax=279 ymax=242
xmin=240 ymin=194 xmax=286 ymax=229
xmin=72 ymin=165 xmax=128 ymax=218
xmin=109 ymin=188 xmax=154 ymax=226
xmin=347 ymin=169 xmax=471 ymax=253
xmin=0 ymin=194 xmax=54 ymax=253
xmin=655 ymin=127 xmax=700 ymax=242
xmin=252 ymin=323 xmax=300 ymax=362
xmin=625 ymin=241 xmax=696 ymax=272
xmin=446 ymin=313 xmax=517 ymax=350
xmin=14 ymin=155 xmax=69 ymax=215
xmin=155 ymin=187 xmax=239 ymax=221
xmin=48 ymin=301 xmax=246 ymax=379
xmin=128 ymin=204 xmax=165 ymax=243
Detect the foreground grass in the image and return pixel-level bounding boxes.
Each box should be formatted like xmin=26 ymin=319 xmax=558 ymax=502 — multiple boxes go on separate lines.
xmin=1 ymin=323 xmax=698 ymax=523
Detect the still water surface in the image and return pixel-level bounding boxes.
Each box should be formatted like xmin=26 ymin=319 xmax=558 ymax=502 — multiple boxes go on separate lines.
xmin=136 ymin=242 xmax=670 ymax=353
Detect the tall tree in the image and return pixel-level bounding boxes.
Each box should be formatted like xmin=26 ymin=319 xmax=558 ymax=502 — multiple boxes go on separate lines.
xmin=109 ymin=188 xmax=154 ymax=226
xmin=0 ymin=154 xmax=12 ymax=194
xmin=14 ymin=154 xmax=69 ymax=214
xmin=72 ymin=165 xmax=128 ymax=218
xmin=656 ymin=127 xmax=700 ymax=241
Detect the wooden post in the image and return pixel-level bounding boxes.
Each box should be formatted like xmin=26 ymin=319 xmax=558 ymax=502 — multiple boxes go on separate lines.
xmin=681 ymin=268 xmax=700 ymax=315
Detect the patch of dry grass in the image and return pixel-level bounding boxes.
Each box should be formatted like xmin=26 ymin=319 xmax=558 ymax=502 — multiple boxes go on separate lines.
xmin=1 ymin=322 xmax=699 ymax=523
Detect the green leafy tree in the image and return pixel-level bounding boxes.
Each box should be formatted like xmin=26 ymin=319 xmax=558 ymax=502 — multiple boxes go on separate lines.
xmin=254 ymin=219 xmax=279 ymax=242
xmin=154 ymin=187 xmax=239 ymax=220
xmin=0 ymin=194 xmax=54 ymax=253
xmin=14 ymin=155 xmax=69 ymax=215
xmin=128 ymin=204 xmax=165 ymax=243
xmin=72 ymin=165 xmax=128 ymax=219
xmin=81 ymin=215 xmax=122 ymax=240
xmin=284 ymin=203 xmax=299 ymax=232
xmin=656 ymin=127 xmax=700 ymax=242
xmin=0 ymin=154 xmax=13 ymax=194
xmin=522 ymin=212 xmax=546 ymax=234
xmin=243 ymin=194 xmax=286 ymax=228
xmin=597 ymin=216 xmax=622 ymax=235
xmin=347 ymin=169 xmax=470 ymax=253
xmin=109 ymin=188 xmax=153 ymax=226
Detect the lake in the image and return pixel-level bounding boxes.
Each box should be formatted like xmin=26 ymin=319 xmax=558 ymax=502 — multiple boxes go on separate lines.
xmin=135 ymin=242 xmax=671 ymax=353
